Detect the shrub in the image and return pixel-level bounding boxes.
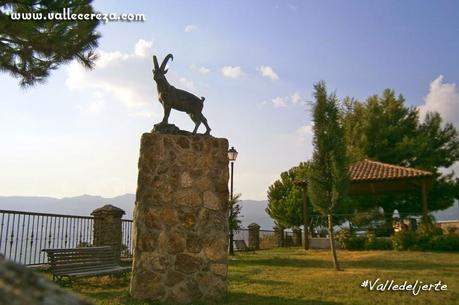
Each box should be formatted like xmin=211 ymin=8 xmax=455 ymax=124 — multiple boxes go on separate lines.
xmin=345 ymin=235 xmax=367 ymax=250
xmin=337 ymin=230 xmax=392 ymax=250
xmin=374 ymin=225 xmax=393 ymax=237
xmin=391 ymin=230 xmax=459 ymax=252
xmin=391 ymin=231 xmax=417 ymax=251
xmin=364 ymin=234 xmax=392 ymax=250
xmin=447 ymin=227 xmax=458 ymax=235
xmin=336 ymin=229 xmax=365 ymax=250
xmin=430 ymin=234 xmax=459 ymax=251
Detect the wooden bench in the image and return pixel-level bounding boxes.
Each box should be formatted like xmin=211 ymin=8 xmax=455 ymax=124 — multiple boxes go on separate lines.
xmin=42 ymin=246 xmax=131 ymax=283
xmin=234 ymin=239 xmax=255 ymax=252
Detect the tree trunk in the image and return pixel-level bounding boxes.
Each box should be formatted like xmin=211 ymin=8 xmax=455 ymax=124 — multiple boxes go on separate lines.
xmin=229 ymin=231 xmax=234 ymax=255
xmin=328 ymin=213 xmax=341 ymax=271
xmin=303 ymin=187 xmax=309 ymax=250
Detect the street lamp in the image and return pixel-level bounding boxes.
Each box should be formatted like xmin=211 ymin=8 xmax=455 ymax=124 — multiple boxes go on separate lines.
xmin=228 ymin=147 xmax=238 ymax=200
xmin=228 ymin=146 xmax=238 ymax=255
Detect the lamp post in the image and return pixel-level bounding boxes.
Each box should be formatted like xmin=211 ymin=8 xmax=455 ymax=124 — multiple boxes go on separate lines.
xmin=228 ymin=146 xmax=238 ymax=255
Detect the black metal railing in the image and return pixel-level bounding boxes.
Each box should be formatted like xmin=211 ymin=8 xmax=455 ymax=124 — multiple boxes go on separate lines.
xmin=0 ymin=210 xmax=94 ymax=265
xmin=121 ymin=219 xmax=133 ymax=258
xmin=0 ymin=209 xmax=134 ymax=265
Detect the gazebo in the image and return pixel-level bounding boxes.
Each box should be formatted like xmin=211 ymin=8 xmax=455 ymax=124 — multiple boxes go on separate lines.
xmin=296 ymin=159 xmax=434 ymax=250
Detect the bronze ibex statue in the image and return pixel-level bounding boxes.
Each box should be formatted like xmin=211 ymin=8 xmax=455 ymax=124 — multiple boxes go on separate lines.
xmin=152 ymin=54 xmax=211 ymax=135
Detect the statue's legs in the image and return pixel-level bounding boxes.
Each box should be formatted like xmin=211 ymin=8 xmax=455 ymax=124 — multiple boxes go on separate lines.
xmin=189 ymin=113 xmax=202 ymax=134
xmin=200 ymin=113 xmax=211 ymax=135
xmin=162 ymin=107 xmax=171 ymax=124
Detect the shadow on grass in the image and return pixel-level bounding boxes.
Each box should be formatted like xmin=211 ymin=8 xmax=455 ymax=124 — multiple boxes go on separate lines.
xmin=226 ymin=292 xmax=343 ymax=305
xmin=231 ymin=257 xmax=333 ymax=269
xmin=343 ymin=257 xmax=459 ymax=271
xmin=82 ymin=290 xmax=343 ymax=305
xmin=231 ymin=273 xmax=289 ymax=286
xmin=231 ymin=254 xmax=459 ymax=271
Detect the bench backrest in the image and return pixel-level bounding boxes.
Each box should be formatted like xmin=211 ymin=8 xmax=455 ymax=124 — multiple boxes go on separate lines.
xmin=42 ymin=246 xmax=118 ymax=274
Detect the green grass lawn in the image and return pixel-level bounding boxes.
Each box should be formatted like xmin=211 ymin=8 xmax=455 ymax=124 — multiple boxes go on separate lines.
xmin=65 ymin=248 xmax=459 ymax=305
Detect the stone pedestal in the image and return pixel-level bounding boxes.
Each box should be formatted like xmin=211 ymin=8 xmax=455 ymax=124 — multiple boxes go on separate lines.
xmin=248 ymin=223 xmax=260 ymax=250
xmin=91 ymin=204 xmax=125 ymax=261
xmin=130 ymin=132 xmax=229 ymax=304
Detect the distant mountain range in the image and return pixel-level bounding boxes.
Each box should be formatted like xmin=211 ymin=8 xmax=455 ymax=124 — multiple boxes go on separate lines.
xmin=0 ymin=194 xmax=457 ymax=229
xmin=0 ymin=194 xmax=275 ymax=229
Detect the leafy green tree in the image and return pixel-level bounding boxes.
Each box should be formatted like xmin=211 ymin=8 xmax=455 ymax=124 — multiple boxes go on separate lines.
xmin=228 ymin=193 xmax=242 ymax=256
xmin=308 ymin=81 xmax=349 ymax=271
xmin=0 ymin=0 xmax=100 ymax=86
xmin=342 ymin=90 xmax=459 ymax=221
xmin=266 ymin=164 xmax=307 ymax=229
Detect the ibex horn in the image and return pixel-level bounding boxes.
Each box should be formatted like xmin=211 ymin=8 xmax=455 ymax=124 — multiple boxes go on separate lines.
xmin=160 ymin=54 xmax=173 ymax=72
xmin=153 ymin=55 xmax=159 ymax=70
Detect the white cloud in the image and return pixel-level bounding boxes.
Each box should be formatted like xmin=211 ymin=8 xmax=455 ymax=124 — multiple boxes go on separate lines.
xmin=296 ymin=124 xmax=313 ymax=144
xmin=190 ymin=64 xmax=211 ymax=74
xmin=419 ymin=75 xmax=459 ymax=126
xmin=257 ymin=65 xmax=279 ymax=80
xmin=270 ymin=92 xmax=304 ymax=108
xmin=179 ymin=77 xmax=195 ymax=90
xmin=290 ymin=92 xmax=302 ymax=105
xmin=198 ymin=66 xmax=211 ymax=74
xmin=134 ymin=39 xmax=153 ymax=57
xmin=221 ymin=66 xmax=244 ymax=79
xmin=184 ymin=24 xmax=198 ymax=32
xmin=272 ymin=96 xmax=288 ymax=108
xmin=66 ymin=39 xmax=156 ymax=110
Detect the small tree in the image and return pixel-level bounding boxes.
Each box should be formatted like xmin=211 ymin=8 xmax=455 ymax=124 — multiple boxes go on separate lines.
xmin=0 ymin=0 xmax=100 ymax=86
xmin=308 ymin=81 xmax=349 ymax=271
xmin=228 ymin=193 xmax=242 ymax=255
xmin=266 ymin=164 xmax=306 ymax=229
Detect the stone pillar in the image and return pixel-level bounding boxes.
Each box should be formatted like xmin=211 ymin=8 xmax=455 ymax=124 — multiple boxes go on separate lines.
xmin=248 ymin=223 xmax=260 ymax=250
xmin=130 ymin=132 xmax=229 ymax=304
xmin=91 ymin=204 xmax=125 ymax=261
xmin=273 ymin=226 xmax=284 ymax=247
xmin=293 ymin=228 xmax=302 ymax=247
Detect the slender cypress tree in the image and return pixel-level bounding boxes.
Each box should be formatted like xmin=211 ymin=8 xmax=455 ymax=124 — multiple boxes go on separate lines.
xmin=307 ymin=81 xmax=349 ymax=271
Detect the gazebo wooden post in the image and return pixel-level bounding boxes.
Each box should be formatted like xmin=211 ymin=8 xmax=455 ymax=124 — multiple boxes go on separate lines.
xmin=421 ymin=179 xmax=429 ymax=224
xmin=303 ymin=185 xmax=309 ymax=250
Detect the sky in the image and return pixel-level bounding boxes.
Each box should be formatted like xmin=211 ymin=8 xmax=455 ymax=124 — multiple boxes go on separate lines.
xmin=1 ymin=0 xmax=458 ymax=200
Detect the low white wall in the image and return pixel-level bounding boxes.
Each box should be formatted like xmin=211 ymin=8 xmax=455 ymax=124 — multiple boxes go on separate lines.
xmin=309 ymin=237 xmax=342 ymax=249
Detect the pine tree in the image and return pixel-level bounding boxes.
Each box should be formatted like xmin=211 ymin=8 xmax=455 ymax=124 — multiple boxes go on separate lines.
xmin=0 ymin=0 xmax=100 ymax=86
xmin=308 ymin=81 xmax=349 ymax=271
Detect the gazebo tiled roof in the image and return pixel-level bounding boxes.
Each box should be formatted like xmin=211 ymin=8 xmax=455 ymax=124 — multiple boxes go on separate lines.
xmin=349 ymin=159 xmax=433 ymax=182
